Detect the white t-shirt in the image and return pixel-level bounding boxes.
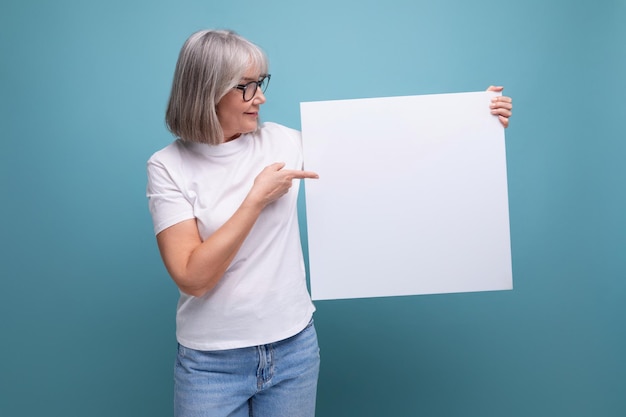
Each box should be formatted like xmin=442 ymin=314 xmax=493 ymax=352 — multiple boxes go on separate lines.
xmin=146 ymin=122 xmax=315 ymax=350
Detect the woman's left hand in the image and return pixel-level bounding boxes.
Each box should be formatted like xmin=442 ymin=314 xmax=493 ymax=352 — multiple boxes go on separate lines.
xmin=487 ymin=86 xmax=513 ymax=128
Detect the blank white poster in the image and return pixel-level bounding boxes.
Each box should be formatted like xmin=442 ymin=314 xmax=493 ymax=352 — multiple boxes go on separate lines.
xmin=300 ymin=91 xmax=512 ymax=301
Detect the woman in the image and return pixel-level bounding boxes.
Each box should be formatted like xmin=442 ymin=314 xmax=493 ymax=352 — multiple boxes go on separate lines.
xmin=147 ymin=29 xmax=513 ymax=417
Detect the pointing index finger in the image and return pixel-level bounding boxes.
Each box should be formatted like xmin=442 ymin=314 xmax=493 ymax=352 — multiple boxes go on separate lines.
xmin=283 ymin=169 xmax=319 ymax=179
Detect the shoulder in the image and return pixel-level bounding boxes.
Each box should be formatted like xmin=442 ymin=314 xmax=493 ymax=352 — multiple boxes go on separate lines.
xmin=148 ymin=140 xmax=184 ymax=164
xmin=257 ymin=122 xmax=301 ymax=140
xmin=147 ymin=139 xmax=199 ymax=170
xmin=252 ymin=123 xmax=303 ymax=163
xmin=255 ymin=122 xmax=302 ymax=153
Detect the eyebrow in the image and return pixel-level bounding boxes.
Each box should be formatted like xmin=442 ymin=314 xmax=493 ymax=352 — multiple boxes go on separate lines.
xmin=241 ymin=74 xmax=268 ymax=82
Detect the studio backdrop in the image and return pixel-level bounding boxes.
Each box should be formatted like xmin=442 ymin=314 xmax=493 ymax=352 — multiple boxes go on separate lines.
xmin=1 ymin=1 xmax=624 ymax=416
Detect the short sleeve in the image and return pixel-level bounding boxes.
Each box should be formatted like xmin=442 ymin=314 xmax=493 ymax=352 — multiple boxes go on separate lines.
xmin=146 ymin=157 xmax=195 ymax=235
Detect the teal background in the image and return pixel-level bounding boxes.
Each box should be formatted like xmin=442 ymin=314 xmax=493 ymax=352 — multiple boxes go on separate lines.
xmin=1 ymin=0 xmax=625 ymax=416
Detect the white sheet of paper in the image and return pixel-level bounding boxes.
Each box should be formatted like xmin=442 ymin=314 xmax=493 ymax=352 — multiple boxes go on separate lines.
xmin=300 ymin=91 xmax=512 ymax=301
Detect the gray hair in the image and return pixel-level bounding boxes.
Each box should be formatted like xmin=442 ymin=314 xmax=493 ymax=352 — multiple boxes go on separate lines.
xmin=165 ymin=30 xmax=269 ymax=144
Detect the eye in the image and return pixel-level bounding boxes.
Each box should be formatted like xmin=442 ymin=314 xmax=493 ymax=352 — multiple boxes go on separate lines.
xmin=258 ymin=76 xmax=270 ymax=91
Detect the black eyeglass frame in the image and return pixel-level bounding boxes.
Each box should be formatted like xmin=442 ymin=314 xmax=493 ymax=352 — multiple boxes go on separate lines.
xmin=233 ymin=74 xmax=271 ymax=102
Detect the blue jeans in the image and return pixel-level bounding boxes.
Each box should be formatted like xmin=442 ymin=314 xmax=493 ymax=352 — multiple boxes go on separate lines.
xmin=174 ymin=320 xmax=320 ymax=417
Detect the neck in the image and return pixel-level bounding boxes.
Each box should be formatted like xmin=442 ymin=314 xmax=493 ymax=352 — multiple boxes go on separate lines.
xmin=224 ymin=133 xmax=242 ymax=142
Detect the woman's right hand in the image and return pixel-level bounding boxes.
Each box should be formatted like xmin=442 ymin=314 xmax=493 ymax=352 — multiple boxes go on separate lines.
xmin=247 ymin=162 xmax=319 ymax=208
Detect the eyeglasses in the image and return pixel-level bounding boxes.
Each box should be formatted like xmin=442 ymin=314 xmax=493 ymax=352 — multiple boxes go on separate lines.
xmin=233 ymin=75 xmax=271 ymax=102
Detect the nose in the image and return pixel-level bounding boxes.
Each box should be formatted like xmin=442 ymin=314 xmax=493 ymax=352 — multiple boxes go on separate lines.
xmin=252 ymin=87 xmax=266 ymax=104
